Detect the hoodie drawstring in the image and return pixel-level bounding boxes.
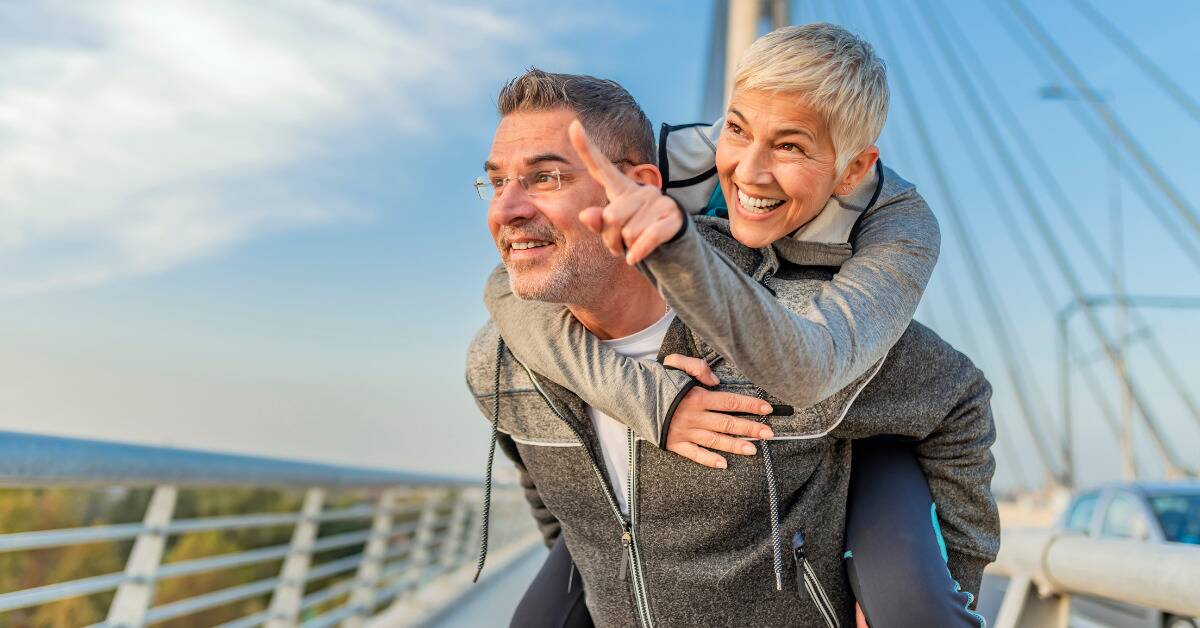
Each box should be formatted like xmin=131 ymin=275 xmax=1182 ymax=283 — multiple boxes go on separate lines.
xmin=753 ymin=388 xmax=785 ymax=591
xmin=473 ymin=336 xmax=505 ymax=582
xmin=760 ymin=439 xmax=785 ymax=591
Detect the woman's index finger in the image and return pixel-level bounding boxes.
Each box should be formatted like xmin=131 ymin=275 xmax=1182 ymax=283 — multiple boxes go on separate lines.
xmin=568 ymin=120 xmax=634 ymax=196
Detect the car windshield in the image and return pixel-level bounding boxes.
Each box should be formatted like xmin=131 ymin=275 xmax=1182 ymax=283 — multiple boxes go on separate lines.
xmin=1148 ymin=493 xmax=1200 ymax=544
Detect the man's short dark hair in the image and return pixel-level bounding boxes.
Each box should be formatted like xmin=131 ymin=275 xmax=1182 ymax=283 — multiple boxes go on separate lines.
xmin=496 ymin=68 xmax=655 ymax=166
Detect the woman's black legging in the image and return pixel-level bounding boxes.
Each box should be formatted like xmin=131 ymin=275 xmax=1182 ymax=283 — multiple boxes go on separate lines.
xmin=510 ymin=437 xmax=982 ymax=628
xmin=509 ymin=533 xmax=593 ymax=628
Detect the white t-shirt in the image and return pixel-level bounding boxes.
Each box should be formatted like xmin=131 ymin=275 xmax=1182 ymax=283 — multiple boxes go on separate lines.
xmin=587 ymin=309 xmax=676 ymax=515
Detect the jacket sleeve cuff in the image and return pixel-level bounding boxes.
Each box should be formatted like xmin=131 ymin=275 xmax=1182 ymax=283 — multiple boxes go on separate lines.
xmin=665 ymin=204 xmax=690 ymax=244
xmin=946 ymin=553 xmax=991 ymax=608
xmin=657 ymin=365 xmax=699 ymax=450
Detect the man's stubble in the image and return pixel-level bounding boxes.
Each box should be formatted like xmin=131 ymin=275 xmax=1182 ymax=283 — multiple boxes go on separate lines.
xmin=501 ymin=223 xmax=617 ymax=306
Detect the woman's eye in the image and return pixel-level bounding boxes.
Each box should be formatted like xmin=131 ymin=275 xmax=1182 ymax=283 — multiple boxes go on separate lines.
xmin=778 ymin=143 xmax=801 ymax=153
xmin=725 ymin=121 xmax=744 ymax=136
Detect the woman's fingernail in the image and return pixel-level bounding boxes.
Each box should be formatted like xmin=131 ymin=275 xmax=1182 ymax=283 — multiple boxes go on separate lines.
xmin=716 ymin=459 xmax=727 ymax=469
xmin=741 ymin=444 xmax=755 ymax=455
xmin=760 ymin=428 xmax=774 ymax=439
xmin=760 ymin=404 xmax=772 ymax=414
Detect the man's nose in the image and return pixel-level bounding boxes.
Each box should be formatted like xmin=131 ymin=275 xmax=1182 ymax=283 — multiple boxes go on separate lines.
xmin=488 ymin=182 xmax=538 ymax=226
xmin=734 ymin=143 xmax=775 ymax=186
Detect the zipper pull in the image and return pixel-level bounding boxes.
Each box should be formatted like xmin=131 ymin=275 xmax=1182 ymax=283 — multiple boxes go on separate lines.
xmin=792 ymin=531 xmax=841 ymax=628
xmin=791 ymin=531 xmax=808 ymax=601
xmin=618 ymin=531 xmax=632 ymax=582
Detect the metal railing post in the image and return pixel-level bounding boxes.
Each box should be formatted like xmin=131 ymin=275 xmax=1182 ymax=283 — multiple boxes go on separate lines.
xmin=994 ymin=575 xmax=1070 ymax=628
xmin=438 ymin=489 xmax=473 ymax=571
xmin=396 ymin=488 xmax=445 ymax=600
xmin=265 ymin=487 xmax=325 ymax=628
xmin=342 ymin=489 xmax=399 ymax=626
xmin=106 ymin=484 xmax=178 ymax=627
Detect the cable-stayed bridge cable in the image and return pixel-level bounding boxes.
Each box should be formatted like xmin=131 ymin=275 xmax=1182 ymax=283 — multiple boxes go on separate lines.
xmin=906 ymin=0 xmax=1190 ymax=477
xmin=1067 ymin=0 xmax=1200 ymax=127
xmin=982 ymin=1 xmax=1200 ymax=273
xmin=941 ymin=2 xmax=1200 ymax=436
xmin=1005 ymin=0 xmax=1200 ymax=243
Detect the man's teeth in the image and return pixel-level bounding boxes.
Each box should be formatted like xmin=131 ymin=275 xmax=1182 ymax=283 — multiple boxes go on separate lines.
xmin=511 ymin=241 xmax=551 ymax=250
xmin=737 ymin=189 xmax=785 ymax=213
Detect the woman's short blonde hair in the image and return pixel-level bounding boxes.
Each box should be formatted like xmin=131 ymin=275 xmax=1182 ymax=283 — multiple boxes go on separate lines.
xmin=733 ymin=23 xmax=889 ymax=174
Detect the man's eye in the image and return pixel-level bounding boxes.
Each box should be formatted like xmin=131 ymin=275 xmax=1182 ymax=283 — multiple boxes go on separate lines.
xmin=491 ymin=178 xmax=506 ymax=187
xmin=533 ymin=172 xmax=554 ymax=184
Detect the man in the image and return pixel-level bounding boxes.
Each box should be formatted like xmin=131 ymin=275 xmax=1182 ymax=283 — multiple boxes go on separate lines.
xmin=466 ymin=70 xmax=996 ymax=627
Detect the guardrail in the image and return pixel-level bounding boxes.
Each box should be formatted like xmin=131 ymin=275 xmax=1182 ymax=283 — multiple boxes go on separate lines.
xmin=988 ymin=526 xmax=1200 ymax=627
xmin=0 ymin=431 xmax=534 ymax=627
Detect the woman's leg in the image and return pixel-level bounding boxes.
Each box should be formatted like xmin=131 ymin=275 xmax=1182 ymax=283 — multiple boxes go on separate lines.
xmin=844 ymin=437 xmax=985 ymax=628
xmin=510 ymin=535 xmax=594 ymax=628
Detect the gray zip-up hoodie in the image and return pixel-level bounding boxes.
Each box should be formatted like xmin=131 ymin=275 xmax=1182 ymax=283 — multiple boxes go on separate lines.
xmin=466 ymin=218 xmax=998 ymax=627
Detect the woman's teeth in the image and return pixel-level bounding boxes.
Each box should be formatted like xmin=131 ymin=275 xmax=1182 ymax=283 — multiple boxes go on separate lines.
xmin=511 ymin=241 xmax=551 ymax=250
xmin=737 ymin=189 xmax=785 ymax=213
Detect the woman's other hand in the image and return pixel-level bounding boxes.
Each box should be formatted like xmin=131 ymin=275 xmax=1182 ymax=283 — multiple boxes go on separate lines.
xmin=661 ymin=354 xmax=774 ymax=469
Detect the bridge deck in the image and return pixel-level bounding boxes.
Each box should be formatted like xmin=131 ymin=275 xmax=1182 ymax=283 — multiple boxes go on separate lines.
xmin=423 ymin=545 xmax=547 ymax=628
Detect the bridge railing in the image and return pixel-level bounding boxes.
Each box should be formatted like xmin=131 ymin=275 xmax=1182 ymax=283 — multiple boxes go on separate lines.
xmin=0 ymin=431 xmax=534 ymax=627
xmin=988 ymin=526 xmax=1200 ymax=627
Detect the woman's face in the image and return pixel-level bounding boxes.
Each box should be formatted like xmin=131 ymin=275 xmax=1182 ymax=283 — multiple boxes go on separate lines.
xmin=716 ymin=88 xmax=855 ymax=249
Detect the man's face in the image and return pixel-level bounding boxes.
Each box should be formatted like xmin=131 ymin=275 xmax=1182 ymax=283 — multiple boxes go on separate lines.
xmin=485 ymin=108 xmax=615 ymax=303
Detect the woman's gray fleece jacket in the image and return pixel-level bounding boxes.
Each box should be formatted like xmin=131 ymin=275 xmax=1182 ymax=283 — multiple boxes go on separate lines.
xmin=465 ymin=218 xmax=999 ymax=627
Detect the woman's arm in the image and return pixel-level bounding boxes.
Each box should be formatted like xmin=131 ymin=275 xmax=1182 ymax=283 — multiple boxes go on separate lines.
xmin=483 ymin=264 xmax=695 ymax=447
xmin=640 ymin=189 xmax=939 ymax=409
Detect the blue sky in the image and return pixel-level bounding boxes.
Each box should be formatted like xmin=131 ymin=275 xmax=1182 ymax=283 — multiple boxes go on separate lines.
xmin=0 ymin=0 xmax=1196 ymax=491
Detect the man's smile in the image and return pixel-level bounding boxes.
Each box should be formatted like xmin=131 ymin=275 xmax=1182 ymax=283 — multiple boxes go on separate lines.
xmin=506 ymin=238 xmax=557 ymax=260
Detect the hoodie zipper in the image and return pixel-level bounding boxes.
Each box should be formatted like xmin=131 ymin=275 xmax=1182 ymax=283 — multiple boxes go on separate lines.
xmin=627 ymin=428 xmax=654 ymax=627
xmin=522 ymin=364 xmax=654 ymax=628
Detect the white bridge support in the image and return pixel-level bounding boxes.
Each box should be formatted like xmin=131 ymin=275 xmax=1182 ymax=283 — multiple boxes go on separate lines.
xmin=106 ymin=485 xmax=178 ymax=628
xmin=266 ymin=487 xmax=326 ymax=628
xmin=344 ymin=489 xmax=400 ymax=627
xmin=990 ymin=527 xmax=1200 ymax=627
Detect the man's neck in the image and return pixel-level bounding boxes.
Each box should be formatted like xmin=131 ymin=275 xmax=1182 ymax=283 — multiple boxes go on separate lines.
xmin=567 ymin=273 xmax=667 ymax=341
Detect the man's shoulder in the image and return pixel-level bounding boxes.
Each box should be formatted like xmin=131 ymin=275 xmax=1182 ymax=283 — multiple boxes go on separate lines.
xmin=465 ymin=321 xmax=501 ymax=396
xmin=850 ymin=320 xmax=989 ymax=419
xmin=895 ymin=320 xmax=971 ymax=364
xmin=465 ymin=321 xmax=540 ymax=398
xmin=886 ymin=320 xmax=983 ymax=388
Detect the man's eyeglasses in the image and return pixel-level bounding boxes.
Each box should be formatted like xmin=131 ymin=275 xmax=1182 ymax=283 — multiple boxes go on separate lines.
xmin=474 ymin=169 xmax=564 ymax=201
xmin=473 ymin=159 xmax=636 ymax=201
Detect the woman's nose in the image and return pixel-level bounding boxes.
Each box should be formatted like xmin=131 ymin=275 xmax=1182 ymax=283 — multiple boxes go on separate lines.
xmin=734 ymin=144 xmax=775 ymax=186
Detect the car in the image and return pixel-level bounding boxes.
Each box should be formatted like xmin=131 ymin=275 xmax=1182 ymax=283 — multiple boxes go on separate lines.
xmin=1058 ymin=481 xmax=1200 ymax=628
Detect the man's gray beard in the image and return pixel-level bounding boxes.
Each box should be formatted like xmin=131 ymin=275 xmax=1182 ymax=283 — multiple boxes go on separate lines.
xmin=506 ymin=236 xmax=614 ymax=305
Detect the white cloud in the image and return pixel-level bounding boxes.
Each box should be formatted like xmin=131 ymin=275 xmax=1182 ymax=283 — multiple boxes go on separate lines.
xmin=0 ymin=0 xmax=537 ymax=295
